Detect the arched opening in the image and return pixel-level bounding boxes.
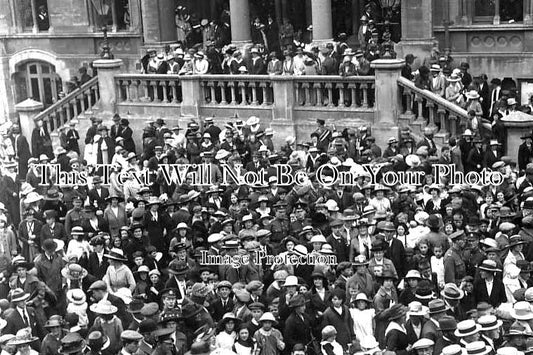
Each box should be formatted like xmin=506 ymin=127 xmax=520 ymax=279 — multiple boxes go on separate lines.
xmin=13 ymin=60 xmax=63 ymax=107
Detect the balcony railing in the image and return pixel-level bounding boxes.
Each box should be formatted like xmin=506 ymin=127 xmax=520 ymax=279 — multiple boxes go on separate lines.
xmin=115 ymin=75 xmax=183 ymax=104
xmin=34 ymin=76 xmax=100 ymax=133
xmin=199 ymin=75 xmax=274 ymax=106
xmin=293 ymin=76 xmax=375 ymax=108
xmin=397 ymin=77 xmax=469 ymax=137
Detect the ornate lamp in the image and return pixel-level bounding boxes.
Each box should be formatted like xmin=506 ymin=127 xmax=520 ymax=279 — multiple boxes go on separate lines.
xmin=91 ymin=0 xmax=114 ymax=59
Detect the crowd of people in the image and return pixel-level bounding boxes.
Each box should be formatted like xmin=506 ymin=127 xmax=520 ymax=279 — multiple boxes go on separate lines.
xmin=0 ymin=95 xmax=532 ymax=355
xmin=1 ymin=3 xmax=533 ymax=355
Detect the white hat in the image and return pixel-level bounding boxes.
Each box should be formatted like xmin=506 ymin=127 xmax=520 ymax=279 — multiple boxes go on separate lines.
xmin=412 ymin=338 xmax=434 ymax=350
xmin=310 ymin=235 xmax=327 ymax=244
xmin=407 ymin=301 xmax=429 ymax=316
xmin=477 ymin=315 xmax=503 ymax=331
xmin=283 ymin=276 xmax=299 ymax=287
xmin=510 ymin=301 xmax=533 ymax=320
xmin=465 ymin=341 xmax=491 ymax=355
xmin=455 ymin=319 xmax=481 ymax=337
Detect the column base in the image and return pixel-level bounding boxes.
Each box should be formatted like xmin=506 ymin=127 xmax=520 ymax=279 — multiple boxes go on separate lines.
xmin=372 ymin=123 xmax=399 ymax=151
xmin=312 ymin=39 xmax=334 ymax=47
xmin=270 ymin=119 xmax=296 ymax=149
xmin=230 ymin=41 xmax=254 ymax=56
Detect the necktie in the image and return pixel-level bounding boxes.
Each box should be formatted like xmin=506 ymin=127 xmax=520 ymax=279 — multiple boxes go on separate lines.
xmin=22 ymin=308 xmax=29 ymax=327
xmin=40 ymin=128 xmax=45 ymax=137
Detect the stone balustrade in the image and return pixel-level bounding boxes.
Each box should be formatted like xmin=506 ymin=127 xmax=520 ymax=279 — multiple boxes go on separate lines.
xmin=34 ymin=76 xmax=100 ymax=133
xmin=397 ymin=77 xmax=469 ymax=139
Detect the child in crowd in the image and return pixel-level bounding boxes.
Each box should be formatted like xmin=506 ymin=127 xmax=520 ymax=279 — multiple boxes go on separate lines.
xmin=430 ymin=243 xmax=445 ymax=289
xmin=349 ymin=292 xmax=375 ymax=341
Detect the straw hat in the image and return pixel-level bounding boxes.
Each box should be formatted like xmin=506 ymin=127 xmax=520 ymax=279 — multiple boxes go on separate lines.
xmin=454 ymin=319 xmax=481 ymax=337
xmin=90 ymin=300 xmax=118 ymax=315
xmin=66 ymin=288 xmax=86 ymax=305
xmin=465 ymin=90 xmax=480 ymax=100
xmin=510 ymin=301 xmax=533 ymax=320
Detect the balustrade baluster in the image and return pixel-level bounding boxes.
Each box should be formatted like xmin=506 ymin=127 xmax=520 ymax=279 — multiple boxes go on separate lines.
xmin=437 ymin=108 xmax=448 ymax=135
xmin=59 ymin=107 xmax=66 ymax=124
xmin=251 ymin=82 xmax=258 ymax=105
xmin=131 ymin=80 xmax=139 ymax=102
xmin=325 ymin=83 xmax=334 ymax=107
xmin=349 ymin=83 xmax=357 ymax=108
xmin=361 ymin=83 xmax=369 ymax=108
xmin=142 ymin=79 xmax=150 ymax=101
xmin=449 ymin=114 xmax=458 ymax=136
xmin=56 ymin=111 xmax=62 ymax=128
xmin=116 ymin=80 xmax=123 ymax=102
xmin=170 ymin=81 xmax=179 ymax=104
xmin=150 ymin=81 xmax=160 ymax=102
xmin=239 ymin=82 xmax=247 ymax=106
xmin=229 ymin=82 xmax=237 ymax=105
xmin=415 ymin=96 xmax=425 ymax=122
xmin=220 ymin=82 xmax=227 ymax=104
xmin=314 ymin=83 xmax=323 ymax=106
xmin=71 ymin=100 xmax=79 ymax=118
xmin=78 ymin=94 xmax=86 ymax=113
xmin=303 ymin=83 xmax=311 ymax=106
xmin=65 ymin=103 xmax=72 ymax=120
xmin=338 ymin=83 xmax=346 ymax=108
xmin=260 ymin=82 xmax=269 ymax=105
xmin=95 ymin=86 xmax=100 ymax=101
xmin=294 ymin=83 xmax=301 ymax=105
xmin=161 ymin=81 xmax=169 ymax=103
xmin=426 ymin=102 xmax=437 ymax=131
xmin=124 ymin=80 xmax=131 ymax=102
xmin=87 ymin=89 xmax=94 ymax=112
xmin=209 ymin=82 xmax=216 ymax=104
xmin=404 ymin=90 xmax=413 ymax=115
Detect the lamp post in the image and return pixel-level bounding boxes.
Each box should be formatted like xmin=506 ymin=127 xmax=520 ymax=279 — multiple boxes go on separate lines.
xmin=91 ymin=0 xmax=114 ymax=59
xmin=378 ymin=0 xmax=398 ymax=59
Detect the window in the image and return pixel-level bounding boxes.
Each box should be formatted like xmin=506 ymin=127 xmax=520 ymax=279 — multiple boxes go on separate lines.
xmin=14 ymin=61 xmax=62 ymax=107
xmin=18 ymin=0 xmax=49 ymax=32
xmin=474 ymin=0 xmax=524 ymax=23
xmin=91 ymin=0 xmax=130 ymax=32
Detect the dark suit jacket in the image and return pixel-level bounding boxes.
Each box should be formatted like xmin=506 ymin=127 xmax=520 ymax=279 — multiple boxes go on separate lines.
xmin=284 ymin=311 xmax=314 ymax=351
xmin=18 ymin=219 xmax=43 ymax=259
xmin=405 ymin=318 xmax=425 ymax=345
xmin=87 ymin=187 xmax=110 ymax=211
xmin=326 ymin=234 xmax=349 ymax=263
xmin=39 ymin=223 xmax=67 ymax=246
xmin=466 ymin=147 xmax=484 ymax=173
xmin=4 ymin=306 xmax=45 ymax=343
xmin=473 ymin=278 xmax=507 ymax=307
xmin=210 ymin=297 xmax=235 ymax=322
xmin=80 ymin=251 xmax=109 ymax=280
xmin=385 ymin=238 xmax=407 ymax=278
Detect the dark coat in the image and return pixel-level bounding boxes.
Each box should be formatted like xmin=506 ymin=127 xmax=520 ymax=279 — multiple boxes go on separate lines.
xmin=473 ymin=277 xmax=507 ymax=307
xmin=385 ymin=327 xmax=409 ymax=355
xmin=385 ymin=238 xmax=407 ymax=278
xmin=39 ymin=222 xmax=68 ymax=246
xmin=284 ymin=311 xmax=314 ymax=351
xmin=31 ymin=127 xmax=53 ymax=159
xmin=210 ymin=297 xmax=235 ymax=322
xmin=321 ymin=306 xmax=355 ymax=348
xmin=120 ymin=126 xmax=136 ymax=153
xmin=11 ymin=134 xmax=31 ymax=178
xmin=4 ymin=306 xmax=45 ymax=345
xmin=80 ymin=251 xmax=109 ymax=280
xmin=87 ymin=187 xmax=110 ymax=211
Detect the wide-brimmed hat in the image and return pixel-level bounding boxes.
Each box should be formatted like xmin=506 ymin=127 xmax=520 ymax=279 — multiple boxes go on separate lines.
xmin=405 ymin=154 xmax=421 ymax=168
xmin=465 ymin=342 xmax=491 ymax=355
xmin=61 ymin=263 xmax=88 ymax=280
xmin=12 ymin=256 xmax=34 ymax=271
xmin=105 ymin=193 xmax=124 ymax=202
xmin=405 ymin=270 xmax=422 ymax=280
xmin=104 ymin=248 xmax=128 ymax=262
xmin=24 ymin=192 xmax=43 ymax=204
xmin=10 ymin=288 xmax=30 ymax=303
xmin=508 ymin=235 xmax=528 ymax=248
xmin=87 ymin=331 xmax=110 ymax=352
xmin=455 ymin=319 xmax=481 ymax=337
xmin=477 ymin=259 xmax=501 ymax=273
xmin=59 ymin=332 xmax=87 ymax=354
xmin=66 ymin=288 xmax=86 ymax=305
xmin=258 ymin=312 xmax=278 ymax=325
xmin=352 ymin=255 xmax=370 ymax=266
xmin=407 ymin=301 xmax=429 ymax=317
xmin=428 ymin=299 xmax=450 ymax=314
xmin=354 ymin=293 xmax=372 ymax=304
xmin=465 ymin=90 xmax=480 ymax=100
xmin=477 ymin=315 xmax=503 ymax=331
xmin=511 ymin=301 xmax=533 ymax=320
xmin=167 ymin=260 xmax=190 ymax=275
xmin=219 ymin=313 xmax=240 ymax=327
xmin=181 ymin=303 xmax=202 ymax=319
xmin=44 ymin=188 xmax=63 ymax=201
xmin=386 ymin=304 xmax=407 ymax=321
xmin=90 ymin=300 xmax=118 ymax=315
xmin=44 ymin=315 xmax=64 ymax=328
xmin=447 ymin=73 xmax=461 ymax=82
xmin=8 ymin=329 xmax=38 ymax=346
xmin=440 ymin=283 xmax=464 ymax=300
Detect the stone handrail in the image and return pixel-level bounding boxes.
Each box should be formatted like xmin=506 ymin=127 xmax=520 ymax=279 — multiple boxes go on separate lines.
xmin=293 ymin=75 xmax=375 ymax=109
xmin=397 ymin=76 xmax=469 ymax=137
xmin=35 ymin=76 xmax=100 ymax=132
xmin=114 ymin=74 xmax=376 ymax=110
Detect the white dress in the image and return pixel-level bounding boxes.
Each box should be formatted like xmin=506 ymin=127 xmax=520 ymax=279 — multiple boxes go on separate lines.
xmin=350 ymin=308 xmax=375 ymax=340
xmin=215 ymin=331 xmax=237 ymax=351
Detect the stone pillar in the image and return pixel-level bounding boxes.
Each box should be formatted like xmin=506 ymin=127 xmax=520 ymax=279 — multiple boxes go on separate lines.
xmin=15 ymin=99 xmax=43 ymax=148
xmin=229 ymin=0 xmax=251 ymax=44
xmin=274 ymin=0 xmax=282 ymax=24
xmin=179 ymin=76 xmax=202 ymax=117
xmin=370 ymin=59 xmax=405 ymax=149
xmin=140 ymin=0 xmax=177 ymax=45
xmin=524 ymin=0 xmax=533 ymax=25
xmin=93 ymin=59 xmax=123 ymax=115
xmin=396 ymin=0 xmax=436 ymax=65
xmin=494 ymin=0 xmax=501 ymax=24
xmin=271 ymin=76 xmax=296 ymax=149
xmin=311 ymin=0 xmax=332 ymax=43
xmin=0 ymin=44 xmax=13 ymax=124
xmin=501 ymin=112 xmax=533 ymax=161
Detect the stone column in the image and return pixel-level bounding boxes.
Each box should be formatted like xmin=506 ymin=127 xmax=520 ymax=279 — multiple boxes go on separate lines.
xmin=93 ymin=59 xmax=123 ymax=114
xmin=370 ymin=59 xmax=405 ymax=149
xmin=397 ymin=0 xmax=435 ymax=66
xmin=524 ymin=0 xmax=533 ymax=25
xmin=494 ymin=0 xmax=501 ymax=25
xmin=274 ymin=0 xmax=282 ymax=24
xmin=311 ymin=0 xmax=332 ymax=43
xmin=271 ymin=76 xmax=296 ymax=149
xmin=140 ymin=0 xmax=177 ymax=45
xmin=15 ymin=99 xmax=43 ymax=148
xmin=229 ymin=0 xmax=251 ymax=44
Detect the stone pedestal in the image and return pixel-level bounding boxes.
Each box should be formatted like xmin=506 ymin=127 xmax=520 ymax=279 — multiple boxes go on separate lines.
xmin=501 ymin=111 xmax=533 ymax=162
xmin=94 ymin=59 xmax=123 ymax=115
xmin=371 ymin=59 xmax=405 ymax=149
xmin=229 ymin=0 xmax=251 ymax=44
xmin=140 ymin=0 xmax=177 ymax=44
xmin=311 ymin=0 xmax=332 ymax=43
xmin=15 ymin=98 xmax=44 ymax=149
xmin=179 ymin=76 xmax=202 ymax=117
xmin=396 ymin=0 xmax=436 ymax=66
